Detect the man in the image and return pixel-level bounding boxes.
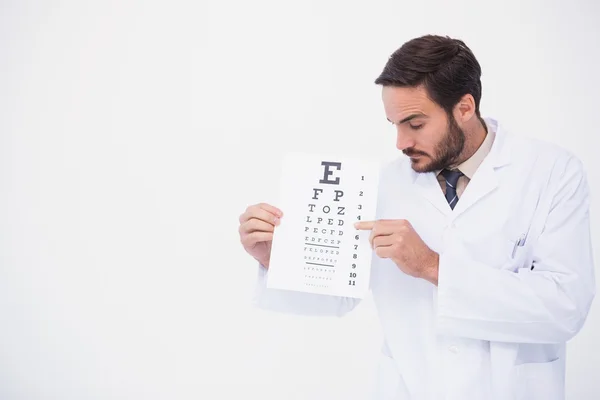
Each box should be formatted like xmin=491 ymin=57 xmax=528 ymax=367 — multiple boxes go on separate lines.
xmin=237 ymin=35 xmax=595 ymax=400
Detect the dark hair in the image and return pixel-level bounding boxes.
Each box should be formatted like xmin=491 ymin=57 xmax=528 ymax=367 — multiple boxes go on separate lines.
xmin=375 ymin=35 xmax=484 ymax=119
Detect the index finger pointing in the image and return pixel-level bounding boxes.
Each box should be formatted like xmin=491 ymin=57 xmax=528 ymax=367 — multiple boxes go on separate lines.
xmin=354 ymin=220 xmax=375 ymax=230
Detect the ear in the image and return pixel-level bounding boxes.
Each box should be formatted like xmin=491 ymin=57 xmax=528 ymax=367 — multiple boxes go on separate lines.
xmin=453 ymin=94 xmax=476 ymax=123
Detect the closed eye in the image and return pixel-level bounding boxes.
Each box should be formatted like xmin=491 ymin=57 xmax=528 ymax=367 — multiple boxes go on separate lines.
xmin=409 ymin=124 xmax=423 ymax=130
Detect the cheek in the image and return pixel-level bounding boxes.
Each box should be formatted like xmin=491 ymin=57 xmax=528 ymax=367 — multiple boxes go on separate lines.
xmin=416 ymin=128 xmax=439 ymax=153
xmin=427 ymin=126 xmax=448 ymax=146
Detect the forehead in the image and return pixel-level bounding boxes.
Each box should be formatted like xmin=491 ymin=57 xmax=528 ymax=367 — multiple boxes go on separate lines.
xmin=381 ymin=85 xmax=440 ymax=118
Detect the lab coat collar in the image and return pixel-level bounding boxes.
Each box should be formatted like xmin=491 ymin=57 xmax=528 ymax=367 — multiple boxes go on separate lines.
xmin=411 ymin=117 xmax=512 ymax=217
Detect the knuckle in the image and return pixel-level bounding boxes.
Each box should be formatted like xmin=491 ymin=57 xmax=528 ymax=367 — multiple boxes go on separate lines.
xmin=245 ymin=232 xmax=256 ymax=244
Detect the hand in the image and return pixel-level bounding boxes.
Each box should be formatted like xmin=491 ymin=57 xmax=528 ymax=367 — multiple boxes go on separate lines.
xmin=354 ymin=219 xmax=439 ymax=285
xmin=238 ymin=203 xmax=284 ymax=269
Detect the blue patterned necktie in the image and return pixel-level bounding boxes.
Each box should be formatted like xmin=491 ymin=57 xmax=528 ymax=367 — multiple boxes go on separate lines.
xmin=441 ymin=169 xmax=463 ymax=210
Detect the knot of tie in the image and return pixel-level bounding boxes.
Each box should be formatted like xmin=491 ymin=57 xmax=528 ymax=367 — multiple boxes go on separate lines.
xmin=441 ymin=169 xmax=463 ymax=188
xmin=440 ymin=169 xmax=463 ymax=209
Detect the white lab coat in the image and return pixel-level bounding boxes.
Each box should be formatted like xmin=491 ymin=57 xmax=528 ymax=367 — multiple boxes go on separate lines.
xmin=252 ymin=118 xmax=596 ymax=400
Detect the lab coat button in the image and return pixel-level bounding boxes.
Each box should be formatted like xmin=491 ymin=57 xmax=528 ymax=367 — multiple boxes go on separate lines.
xmin=448 ymin=345 xmax=459 ymax=354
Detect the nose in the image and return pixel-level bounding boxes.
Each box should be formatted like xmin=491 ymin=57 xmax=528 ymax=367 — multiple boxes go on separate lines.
xmin=395 ymin=128 xmax=415 ymax=151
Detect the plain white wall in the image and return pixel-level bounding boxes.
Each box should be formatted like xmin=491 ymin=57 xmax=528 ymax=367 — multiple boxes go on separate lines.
xmin=1 ymin=0 xmax=598 ymax=399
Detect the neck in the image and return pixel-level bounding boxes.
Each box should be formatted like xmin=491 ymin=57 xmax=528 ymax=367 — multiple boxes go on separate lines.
xmin=454 ymin=117 xmax=487 ymax=166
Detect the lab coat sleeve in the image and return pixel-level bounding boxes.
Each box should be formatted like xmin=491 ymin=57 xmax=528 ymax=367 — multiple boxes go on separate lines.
xmin=251 ymin=262 xmax=362 ymax=317
xmin=436 ymin=156 xmax=596 ymax=343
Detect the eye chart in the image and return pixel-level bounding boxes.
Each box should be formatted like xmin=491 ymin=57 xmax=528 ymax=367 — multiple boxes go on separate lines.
xmin=266 ymin=152 xmax=381 ymax=299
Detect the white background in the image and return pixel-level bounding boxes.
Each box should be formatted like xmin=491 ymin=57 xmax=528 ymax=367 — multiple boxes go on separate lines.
xmin=0 ymin=1 xmax=598 ymax=399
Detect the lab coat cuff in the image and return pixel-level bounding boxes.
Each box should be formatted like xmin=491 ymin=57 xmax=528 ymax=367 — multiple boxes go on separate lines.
xmin=251 ymin=262 xmax=269 ymax=304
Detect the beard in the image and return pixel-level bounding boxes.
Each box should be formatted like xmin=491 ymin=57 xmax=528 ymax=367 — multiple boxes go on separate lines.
xmin=404 ymin=113 xmax=466 ymax=173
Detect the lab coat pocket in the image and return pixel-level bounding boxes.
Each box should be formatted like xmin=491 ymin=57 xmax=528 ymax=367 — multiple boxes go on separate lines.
xmin=460 ymin=230 xmax=514 ymax=270
xmin=505 ymin=233 xmax=530 ymax=272
xmin=460 ymin=224 xmax=530 ymax=271
xmin=514 ymin=358 xmax=563 ymax=400
xmin=499 ymin=216 xmax=531 ymax=271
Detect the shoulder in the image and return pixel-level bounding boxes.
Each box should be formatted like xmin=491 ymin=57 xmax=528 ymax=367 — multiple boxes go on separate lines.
xmin=505 ymin=130 xmax=585 ymax=179
xmin=502 ymin=129 xmax=589 ymax=206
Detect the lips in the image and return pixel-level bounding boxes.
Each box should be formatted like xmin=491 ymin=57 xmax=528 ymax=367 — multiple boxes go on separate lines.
xmin=404 ymin=151 xmax=427 ymax=158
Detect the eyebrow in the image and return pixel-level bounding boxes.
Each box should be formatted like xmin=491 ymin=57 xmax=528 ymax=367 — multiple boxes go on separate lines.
xmin=387 ymin=113 xmax=427 ymax=124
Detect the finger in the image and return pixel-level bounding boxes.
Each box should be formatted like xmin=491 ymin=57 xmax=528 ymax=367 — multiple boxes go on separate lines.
xmin=374 ymin=244 xmax=394 ymax=259
xmin=354 ymin=220 xmax=375 ymax=230
xmin=240 ymin=206 xmax=281 ymax=226
xmin=257 ymin=203 xmax=283 ymax=218
xmin=373 ymin=220 xmax=412 ymax=239
xmin=353 ymin=220 xmax=390 ymax=248
xmin=372 ymin=234 xmax=396 ymax=249
xmin=369 ymin=228 xmax=394 ymax=249
xmin=240 ymin=218 xmax=276 ymax=235
xmin=242 ymin=231 xmax=274 ymax=247
xmin=355 ymin=220 xmax=408 ymax=235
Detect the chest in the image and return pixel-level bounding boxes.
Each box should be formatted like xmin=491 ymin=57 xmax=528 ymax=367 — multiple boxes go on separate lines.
xmin=374 ymin=163 xmax=545 ymax=276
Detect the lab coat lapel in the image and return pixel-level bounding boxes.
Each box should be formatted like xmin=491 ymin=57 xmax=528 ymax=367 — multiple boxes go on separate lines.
xmin=452 ymin=122 xmax=512 ymax=218
xmin=413 ymin=171 xmax=451 ymax=216
xmin=451 ymin=159 xmax=499 ymax=216
xmin=411 ymin=119 xmax=512 ymax=219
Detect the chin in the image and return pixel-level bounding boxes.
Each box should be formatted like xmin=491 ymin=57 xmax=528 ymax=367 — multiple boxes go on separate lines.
xmin=409 ymin=157 xmax=434 ymax=173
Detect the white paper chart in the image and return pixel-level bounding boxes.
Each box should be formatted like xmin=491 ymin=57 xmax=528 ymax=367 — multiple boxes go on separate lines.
xmin=266 ymin=152 xmax=381 ymax=299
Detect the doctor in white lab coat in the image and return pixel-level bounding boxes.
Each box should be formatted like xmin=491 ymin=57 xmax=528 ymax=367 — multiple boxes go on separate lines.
xmin=238 ymin=34 xmax=595 ymax=400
